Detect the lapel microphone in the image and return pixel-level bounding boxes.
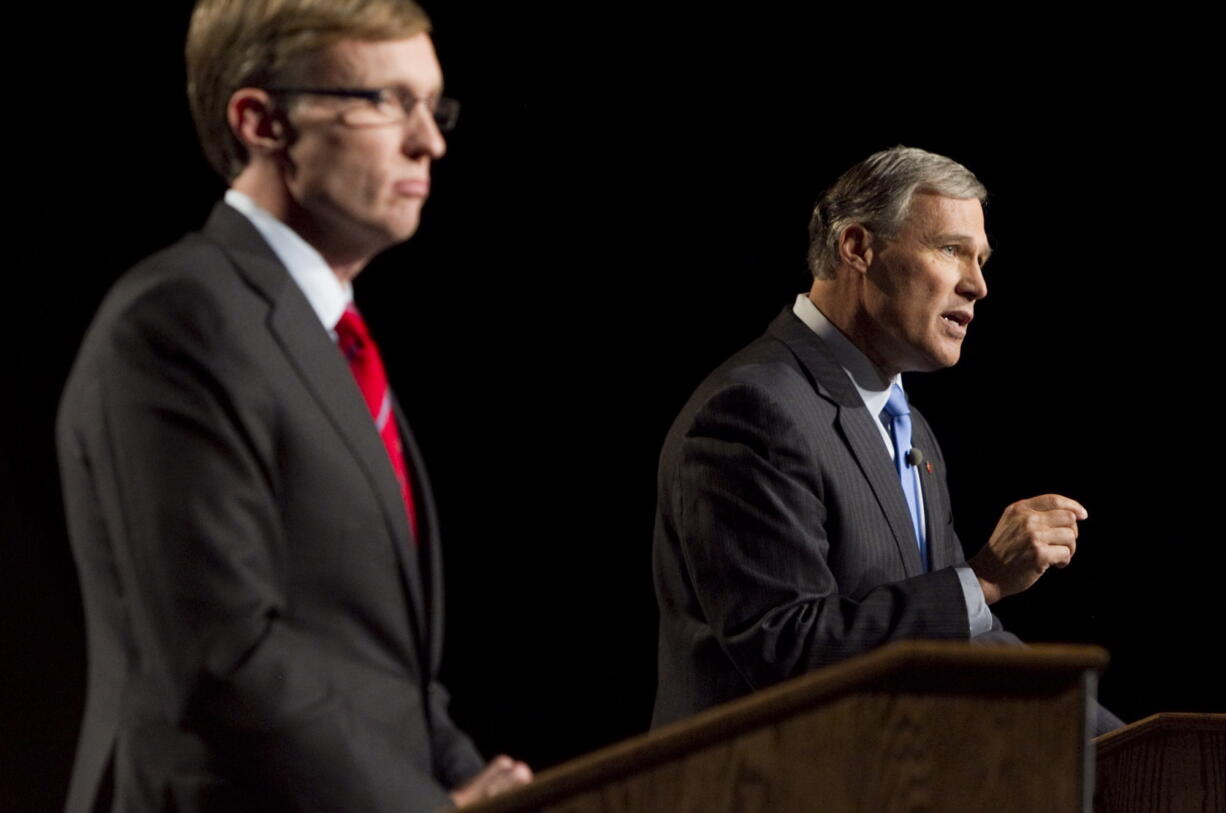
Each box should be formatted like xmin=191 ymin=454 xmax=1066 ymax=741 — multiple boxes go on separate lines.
xmin=905 ymin=447 xmax=924 ymax=468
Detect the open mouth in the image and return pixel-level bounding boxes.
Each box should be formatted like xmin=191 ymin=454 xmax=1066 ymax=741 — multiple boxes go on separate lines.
xmin=941 ymin=311 xmax=971 ymax=328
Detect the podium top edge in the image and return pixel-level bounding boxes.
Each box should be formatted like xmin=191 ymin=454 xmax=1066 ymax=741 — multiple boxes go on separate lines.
xmin=467 ymin=640 xmax=1107 ymax=813
xmin=1095 ymin=711 xmax=1226 ymax=752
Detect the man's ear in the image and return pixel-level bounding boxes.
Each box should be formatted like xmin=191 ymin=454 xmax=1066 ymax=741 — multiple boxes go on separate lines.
xmin=837 ymin=224 xmax=875 ymax=274
xmin=227 ymin=88 xmax=287 ymax=157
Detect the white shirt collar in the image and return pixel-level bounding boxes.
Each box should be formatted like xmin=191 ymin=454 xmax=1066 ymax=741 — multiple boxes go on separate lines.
xmin=792 ymin=293 xmax=902 ymax=431
xmin=224 ymin=189 xmax=351 ymax=331
xmin=792 ymin=295 xmax=930 ymax=542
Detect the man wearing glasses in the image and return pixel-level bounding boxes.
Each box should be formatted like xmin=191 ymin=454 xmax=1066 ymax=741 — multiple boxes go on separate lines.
xmin=57 ymin=1 xmax=530 ymax=810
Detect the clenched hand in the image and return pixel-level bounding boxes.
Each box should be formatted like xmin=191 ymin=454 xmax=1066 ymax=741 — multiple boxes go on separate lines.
xmin=969 ymin=494 xmax=1087 ymax=605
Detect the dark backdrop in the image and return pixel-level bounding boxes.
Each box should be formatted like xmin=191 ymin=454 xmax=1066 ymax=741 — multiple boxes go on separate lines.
xmin=4 ymin=5 xmax=1221 ymax=810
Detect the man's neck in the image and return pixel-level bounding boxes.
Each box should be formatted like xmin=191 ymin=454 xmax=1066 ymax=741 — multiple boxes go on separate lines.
xmin=806 ymin=281 xmax=899 ymax=379
xmin=231 ymin=170 xmax=370 ymax=284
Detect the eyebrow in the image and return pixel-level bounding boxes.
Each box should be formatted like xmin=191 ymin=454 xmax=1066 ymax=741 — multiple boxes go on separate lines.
xmin=327 ymin=63 xmax=443 ymax=96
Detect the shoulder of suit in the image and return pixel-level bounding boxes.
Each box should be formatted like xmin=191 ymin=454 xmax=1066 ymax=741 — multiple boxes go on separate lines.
xmin=78 ymin=230 xmax=273 ymax=367
xmin=714 ymin=335 xmax=814 ymax=389
xmin=669 ymin=333 xmax=834 ymax=435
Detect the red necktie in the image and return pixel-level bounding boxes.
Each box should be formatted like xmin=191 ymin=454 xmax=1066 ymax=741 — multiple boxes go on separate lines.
xmin=334 ymin=304 xmax=419 ymax=541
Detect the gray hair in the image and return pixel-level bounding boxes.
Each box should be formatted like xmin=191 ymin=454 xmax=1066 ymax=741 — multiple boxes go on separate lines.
xmin=806 ymin=146 xmax=987 ymax=279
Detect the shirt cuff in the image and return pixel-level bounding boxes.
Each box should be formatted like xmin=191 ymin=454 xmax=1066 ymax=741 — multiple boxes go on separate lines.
xmin=956 ymin=565 xmax=993 ymax=637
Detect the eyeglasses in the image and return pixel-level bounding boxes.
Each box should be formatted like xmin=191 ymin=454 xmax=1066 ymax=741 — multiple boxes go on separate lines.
xmin=266 ymin=86 xmax=460 ymax=131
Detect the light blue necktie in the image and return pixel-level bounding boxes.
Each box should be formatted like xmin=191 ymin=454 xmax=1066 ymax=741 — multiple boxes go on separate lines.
xmin=882 ymin=382 xmax=928 ymax=570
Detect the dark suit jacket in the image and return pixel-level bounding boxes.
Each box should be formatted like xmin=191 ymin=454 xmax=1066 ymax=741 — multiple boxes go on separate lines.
xmin=652 ymin=307 xmax=1014 ymax=726
xmin=57 ymin=203 xmax=483 ymax=812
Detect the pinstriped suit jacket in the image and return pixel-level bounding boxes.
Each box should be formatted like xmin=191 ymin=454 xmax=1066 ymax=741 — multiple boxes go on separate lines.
xmin=651 ymin=307 xmax=1005 ymax=726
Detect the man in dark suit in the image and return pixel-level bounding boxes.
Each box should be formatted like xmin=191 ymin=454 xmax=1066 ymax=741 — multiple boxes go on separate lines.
xmin=653 ymin=146 xmax=1121 ymax=734
xmin=57 ymin=1 xmax=530 ymax=810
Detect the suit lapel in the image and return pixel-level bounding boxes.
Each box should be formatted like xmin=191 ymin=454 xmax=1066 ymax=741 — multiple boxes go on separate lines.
xmin=393 ymin=401 xmax=443 ymax=670
xmin=910 ymin=415 xmax=948 ymax=570
xmin=767 ymin=308 xmax=926 ymax=577
xmin=199 ymin=203 xmax=429 ymax=651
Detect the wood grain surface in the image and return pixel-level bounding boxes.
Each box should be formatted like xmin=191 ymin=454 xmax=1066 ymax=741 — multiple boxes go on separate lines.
xmin=1095 ymin=713 xmax=1226 ymax=812
xmin=467 ymin=641 xmax=1104 ymax=813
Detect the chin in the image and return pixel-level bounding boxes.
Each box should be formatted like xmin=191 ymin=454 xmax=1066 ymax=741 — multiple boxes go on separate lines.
xmin=929 ymin=348 xmax=963 ymax=369
xmin=391 ymin=216 xmax=424 ymax=243
xmin=362 ymin=200 xmax=423 ymax=244
xmin=908 ymin=344 xmax=962 ymax=372
xmin=371 ymin=216 xmax=422 ymax=246
xmin=392 ymin=223 xmax=422 ymax=243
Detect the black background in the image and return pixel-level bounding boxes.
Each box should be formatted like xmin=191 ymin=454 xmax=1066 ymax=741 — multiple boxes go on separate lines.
xmin=3 ymin=5 xmax=1222 ymax=810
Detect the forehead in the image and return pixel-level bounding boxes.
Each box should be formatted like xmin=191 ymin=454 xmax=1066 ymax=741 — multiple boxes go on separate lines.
xmin=903 ymin=193 xmax=987 ymax=243
xmin=312 ymin=32 xmax=442 ymax=89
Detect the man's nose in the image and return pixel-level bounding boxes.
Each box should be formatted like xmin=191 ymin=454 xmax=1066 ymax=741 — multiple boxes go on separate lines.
xmin=404 ymin=105 xmax=446 ymax=160
xmin=961 ymin=260 xmax=987 ymax=301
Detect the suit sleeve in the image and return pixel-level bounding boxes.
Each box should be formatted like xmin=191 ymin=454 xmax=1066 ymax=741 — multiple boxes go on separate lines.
xmin=943 ymin=508 xmax=1123 ymax=734
xmin=427 ymin=681 xmax=485 ymax=788
xmin=918 ymin=428 xmax=1024 ymax=646
xmin=667 ymin=381 xmax=970 ymax=690
xmin=91 ymin=278 xmax=455 ymax=811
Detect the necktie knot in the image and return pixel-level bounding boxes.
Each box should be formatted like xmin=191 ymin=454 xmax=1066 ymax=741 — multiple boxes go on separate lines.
xmin=335 ymin=306 xmax=371 ymax=357
xmin=883 ymin=381 xmax=911 ymax=419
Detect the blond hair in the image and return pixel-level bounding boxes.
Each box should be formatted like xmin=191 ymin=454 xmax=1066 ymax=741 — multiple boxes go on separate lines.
xmin=186 ymin=0 xmax=431 ymax=180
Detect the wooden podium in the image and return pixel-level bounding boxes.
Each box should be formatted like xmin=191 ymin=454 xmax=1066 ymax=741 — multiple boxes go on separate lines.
xmin=469 ymin=641 xmax=1107 ymax=813
xmin=1094 ymin=712 xmax=1226 ymax=812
